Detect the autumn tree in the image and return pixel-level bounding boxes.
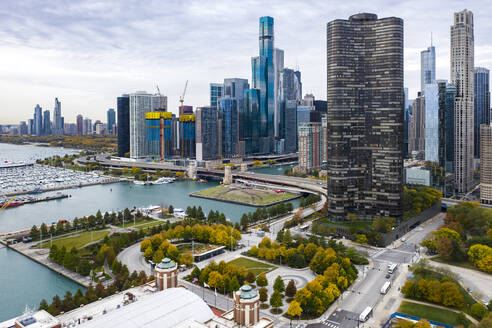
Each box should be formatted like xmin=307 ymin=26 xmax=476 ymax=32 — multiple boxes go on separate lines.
xmin=471 ymin=302 xmax=488 ymax=320
xmin=270 ymin=291 xmax=283 ymax=312
xmin=285 ymin=279 xmax=297 ymax=298
xmin=259 ymin=287 xmax=268 ymax=303
xmin=273 ymin=276 xmax=285 ymax=293
xmin=256 ymin=272 xmax=268 ymax=287
xmin=246 ymin=271 xmax=256 ymax=284
xmin=286 ymin=300 xmax=303 ymax=323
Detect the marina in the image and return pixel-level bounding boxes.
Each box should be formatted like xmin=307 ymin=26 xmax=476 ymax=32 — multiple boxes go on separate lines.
xmin=0 ymin=164 xmax=118 ymax=196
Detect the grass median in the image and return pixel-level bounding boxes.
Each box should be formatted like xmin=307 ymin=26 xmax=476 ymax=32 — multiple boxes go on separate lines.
xmin=227 ymin=257 xmax=277 ymax=276
xmin=398 ymin=301 xmax=470 ymax=327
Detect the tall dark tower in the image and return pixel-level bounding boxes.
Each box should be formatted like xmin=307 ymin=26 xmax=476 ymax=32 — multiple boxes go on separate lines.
xmin=117 ymin=94 xmax=130 ymax=157
xmin=326 ymin=13 xmax=404 ymax=220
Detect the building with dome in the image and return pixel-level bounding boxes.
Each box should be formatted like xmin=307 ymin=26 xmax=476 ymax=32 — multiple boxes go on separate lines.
xmin=155 ymin=258 xmax=178 ymax=291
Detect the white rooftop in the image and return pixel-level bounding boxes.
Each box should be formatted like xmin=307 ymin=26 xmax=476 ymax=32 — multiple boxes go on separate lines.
xmin=78 ymin=287 xmax=214 ymax=328
xmin=0 ymin=310 xmax=59 ymax=328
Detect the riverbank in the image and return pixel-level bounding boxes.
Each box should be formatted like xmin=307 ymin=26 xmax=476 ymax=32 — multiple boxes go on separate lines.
xmin=0 ymin=239 xmax=91 ymax=288
xmin=190 ymin=185 xmax=301 ymax=207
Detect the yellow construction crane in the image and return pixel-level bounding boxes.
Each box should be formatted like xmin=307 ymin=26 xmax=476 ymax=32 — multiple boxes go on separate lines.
xmin=0 ymin=196 xmax=16 ymax=215
xmin=180 ymin=80 xmax=189 ymax=157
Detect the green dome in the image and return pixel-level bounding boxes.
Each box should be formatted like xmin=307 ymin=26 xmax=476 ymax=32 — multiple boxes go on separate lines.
xmin=156 ymin=258 xmax=176 ymax=270
xmin=239 ymin=284 xmax=258 ymax=300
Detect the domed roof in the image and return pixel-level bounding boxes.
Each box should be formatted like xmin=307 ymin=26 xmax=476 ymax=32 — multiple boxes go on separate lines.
xmin=239 ymin=284 xmax=258 ymax=300
xmin=156 ymin=258 xmax=176 ymax=270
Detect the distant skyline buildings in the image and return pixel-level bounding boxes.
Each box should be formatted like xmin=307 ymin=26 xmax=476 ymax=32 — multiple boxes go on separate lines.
xmin=53 ymin=97 xmax=63 ymax=135
xmin=107 ymin=108 xmax=116 ymax=134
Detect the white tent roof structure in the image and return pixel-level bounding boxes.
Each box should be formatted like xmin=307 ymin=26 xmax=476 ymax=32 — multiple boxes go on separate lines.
xmin=79 ymin=288 xmax=214 ymax=328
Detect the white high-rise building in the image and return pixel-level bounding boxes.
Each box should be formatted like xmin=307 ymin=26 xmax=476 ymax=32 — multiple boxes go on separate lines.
xmin=451 ymin=9 xmax=474 ymax=194
xmin=129 ymin=91 xmax=152 ymax=158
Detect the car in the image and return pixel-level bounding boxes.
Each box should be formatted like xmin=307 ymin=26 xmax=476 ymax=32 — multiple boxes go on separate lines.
xmin=385 ymin=274 xmax=391 ymax=279
xmin=401 ymin=237 xmax=406 ymax=242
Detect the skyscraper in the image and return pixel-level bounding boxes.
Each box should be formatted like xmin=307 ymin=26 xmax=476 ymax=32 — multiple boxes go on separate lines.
xmin=43 ymin=110 xmax=51 ymax=135
xmin=243 ymin=89 xmax=260 ymax=154
xmin=474 ymin=67 xmax=490 ymax=158
xmin=129 ymin=92 xmax=152 ymax=158
xmin=326 ymin=13 xmax=404 ymax=219
xmin=219 ymin=97 xmax=239 ymax=158
xmin=480 ymin=124 xmax=492 ymax=204
xmin=274 ymin=48 xmax=284 ymax=138
xmin=438 ymin=81 xmax=456 ymax=172
xmin=196 ymin=107 xmax=219 ymax=161
xmin=409 ymin=93 xmax=425 ymax=154
xmin=245 ymin=16 xmax=276 ymax=154
xmin=282 ymin=100 xmax=297 ymax=154
xmin=210 ymin=83 xmax=223 ymax=108
xmin=280 ymin=68 xmax=302 ymax=104
xmin=107 ymin=108 xmax=116 ymax=134
xmin=53 ymin=97 xmax=62 ymax=135
xmin=34 ymin=104 xmax=43 ymax=136
xmin=117 ymin=94 xmax=130 ymax=157
xmin=421 ymin=44 xmax=436 ymax=93
xmin=76 ymin=115 xmax=83 ymax=135
xmin=298 ymin=122 xmax=322 ymax=173
xmin=451 ymin=9 xmax=474 ymax=193
xmin=424 ymin=82 xmax=439 ymax=162
xmin=403 ymin=88 xmax=410 ymax=158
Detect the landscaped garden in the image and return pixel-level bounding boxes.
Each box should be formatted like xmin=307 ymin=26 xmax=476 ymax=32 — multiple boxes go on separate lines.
xmin=39 ymin=230 xmax=110 ymax=249
xmin=227 ymin=257 xmax=277 ymax=275
xmin=191 ymin=185 xmax=299 ymax=206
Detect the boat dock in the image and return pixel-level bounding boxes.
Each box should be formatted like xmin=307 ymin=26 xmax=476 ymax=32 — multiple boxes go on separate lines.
xmin=0 ymin=239 xmax=92 ymax=288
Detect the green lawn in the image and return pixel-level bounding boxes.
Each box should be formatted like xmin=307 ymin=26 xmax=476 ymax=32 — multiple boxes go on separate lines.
xmin=431 ymin=256 xmax=478 ymax=271
xmin=228 ymin=257 xmax=277 ymax=275
xmin=193 ymin=186 xmax=298 ymax=206
xmin=115 ymin=217 xmax=158 ymax=228
xmin=40 ymin=230 xmax=110 ymax=249
xmin=398 ymin=301 xmax=470 ymax=327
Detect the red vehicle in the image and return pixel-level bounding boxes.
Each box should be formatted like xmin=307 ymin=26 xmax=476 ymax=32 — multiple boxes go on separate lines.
xmin=2 ymin=201 xmax=24 ymax=208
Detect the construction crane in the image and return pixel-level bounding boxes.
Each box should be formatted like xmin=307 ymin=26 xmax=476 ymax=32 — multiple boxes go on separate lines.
xmin=156 ymin=85 xmax=166 ymax=161
xmin=0 ymin=196 xmax=16 ymax=215
xmin=156 ymin=85 xmax=166 ymax=111
xmin=179 ymin=81 xmax=189 ymax=157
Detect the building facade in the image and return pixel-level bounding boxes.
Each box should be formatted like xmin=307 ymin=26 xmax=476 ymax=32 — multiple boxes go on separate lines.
xmin=283 ymin=100 xmax=297 ymax=154
xmin=298 ymin=122 xmax=322 ymax=173
xmin=437 ymin=81 xmax=456 ymax=172
xmin=451 ymin=9 xmax=474 ymax=194
xmin=480 ymin=124 xmax=492 ymax=204
xmin=243 ymin=89 xmax=260 ymax=155
xmin=421 ymin=45 xmax=436 ymax=93
xmin=117 ymin=94 xmax=130 ymax=157
xmin=53 ymin=97 xmax=62 ymax=135
xmin=233 ymin=285 xmax=260 ymax=327
xmin=326 ymin=13 xmax=404 ymax=219
xmin=474 ymin=67 xmax=490 ymax=158
xmin=196 ymin=107 xmax=219 ymax=161
xmin=424 ymin=82 xmax=439 ymax=162
xmin=107 ymin=108 xmax=116 ymax=134
xmin=179 ymin=114 xmax=195 ymax=158
xmin=43 ymin=110 xmax=51 ymax=135
xmin=155 ymin=258 xmax=178 ymax=291
xmin=219 ymin=97 xmax=239 ymax=158
xmin=34 ymin=104 xmax=43 ymax=136
xmin=145 ymin=111 xmax=173 ymax=159
xmin=129 ymin=91 xmax=152 ymax=158
xmin=409 ymin=93 xmax=425 ymax=155
xmin=210 ymin=83 xmax=223 ymax=108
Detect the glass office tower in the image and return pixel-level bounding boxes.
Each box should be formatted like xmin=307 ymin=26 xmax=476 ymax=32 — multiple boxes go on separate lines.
xmin=219 ymin=97 xmax=239 ymax=158
xmin=117 ymin=94 xmax=130 ymax=157
xmin=474 ymin=67 xmax=490 ymax=158
xmin=425 ymin=82 xmax=439 ymax=162
xmin=243 ymin=89 xmax=260 ymax=154
xmin=421 ymin=45 xmax=436 ymax=93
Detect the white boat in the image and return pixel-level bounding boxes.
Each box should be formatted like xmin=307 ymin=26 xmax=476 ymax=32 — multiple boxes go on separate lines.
xmin=133 ymin=181 xmax=145 ymax=185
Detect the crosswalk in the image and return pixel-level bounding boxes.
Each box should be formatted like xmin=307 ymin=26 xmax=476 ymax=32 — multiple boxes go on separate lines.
xmin=321 ymin=319 xmax=340 ymax=328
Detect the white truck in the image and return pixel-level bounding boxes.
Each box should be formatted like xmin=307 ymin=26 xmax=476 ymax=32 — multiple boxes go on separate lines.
xmin=381 ymin=281 xmax=391 ymax=294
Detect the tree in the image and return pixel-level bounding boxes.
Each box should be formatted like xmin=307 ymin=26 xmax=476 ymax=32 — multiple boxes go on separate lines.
xmin=30 ymin=225 xmax=39 ymax=239
xmin=259 ymin=287 xmax=268 ymax=303
xmin=228 ymin=276 xmax=240 ymax=293
xmin=286 ymin=300 xmax=303 ymax=323
xmin=270 ymin=291 xmax=283 ymax=311
xmin=346 ymin=213 xmax=358 ymax=222
xmin=355 ymin=234 xmax=368 ymax=244
xmin=246 ymin=271 xmax=256 ymax=284
xmin=440 ymin=281 xmax=464 ymax=308
xmin=273 ymin=276 xmax=285 ymax=293
xmin=143 ymin=246 xmax=153 ymax=261
xmin=471 ymin=302 xmax=488 ymax=320
xmin=152 ymin=249 xmax=164 ymax=264
xmin=168 ymin=205 xmax=174 ymax=214
xmin=285 ymin=279 xmax=297 ymax=298
xmin=38 ymin=299 xmax=49 ymax=311
xmin=413 ymin=319 xmax=431 ymax=328
xmin=256 ymin=272 xmax=268 ymax=287
xmin=436 ymin=237 xmax=454 ymax=257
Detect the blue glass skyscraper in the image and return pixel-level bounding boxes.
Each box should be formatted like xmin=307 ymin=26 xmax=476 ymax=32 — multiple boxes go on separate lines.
xmin=425 ymin=82 xmax=439 ymax=162
xmin=421 ymin=44 xmax=436 ymax=93
xmin=107 ymin=108 xmax=116 ymax=134
xmin=245 ymin=16 xmax=275 ymax=154
xmin=474 ymin=67 xmax=490 ymax=158
xmin=219 ymin=97 xmax=238 ymax=158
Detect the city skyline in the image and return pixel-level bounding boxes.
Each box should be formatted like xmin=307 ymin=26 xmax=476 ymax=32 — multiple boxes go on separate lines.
xmin=1 ymin=1 xmax=491 ymax=124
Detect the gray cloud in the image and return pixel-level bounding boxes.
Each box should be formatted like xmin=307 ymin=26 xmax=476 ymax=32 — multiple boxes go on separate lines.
xmin=0 ymin=0 xmax=490 ymax=123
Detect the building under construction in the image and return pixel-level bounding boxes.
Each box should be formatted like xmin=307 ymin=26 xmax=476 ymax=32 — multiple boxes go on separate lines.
xmin=145 ymin=112 xmax=173 ymax=160
xmin=179 ymin=114 xmax=196 ymax=159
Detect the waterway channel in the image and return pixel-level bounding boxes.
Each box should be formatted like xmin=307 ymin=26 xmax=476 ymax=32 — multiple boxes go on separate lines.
xmin=0 ymin=143 xmax=297 ymax=321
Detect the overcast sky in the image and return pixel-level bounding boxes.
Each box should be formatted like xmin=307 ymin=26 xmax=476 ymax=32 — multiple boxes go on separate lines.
xmin=0 ymin=0 xmax=491 ymax=124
